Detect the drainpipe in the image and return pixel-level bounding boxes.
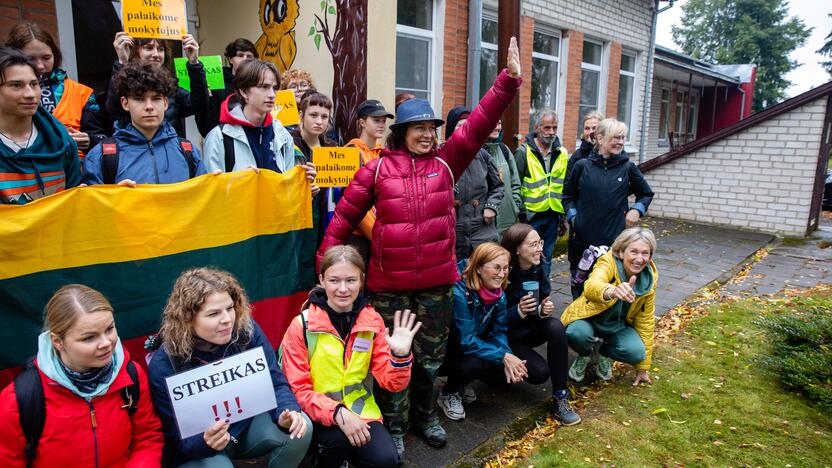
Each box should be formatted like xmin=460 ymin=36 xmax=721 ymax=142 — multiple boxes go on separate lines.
xmin=738 ymin=85 xmax=746 ymax=120
xmin=466 ymin=0 xmax=483 ymax=109
xmin=638 ymin=0 xmax=675 ymax=163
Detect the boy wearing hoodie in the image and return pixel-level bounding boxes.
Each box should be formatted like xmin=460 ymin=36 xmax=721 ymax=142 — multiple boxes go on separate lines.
xmin=82 ymin=63 xmax=206 ymax=185
xmin=0 ymin=46 xmax=79 ymax=204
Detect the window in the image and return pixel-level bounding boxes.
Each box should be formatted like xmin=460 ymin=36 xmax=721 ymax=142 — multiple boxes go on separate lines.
xmin=529 ymin=30 xmax=561 ymax=131
xmin=674 ymin=91 xmax=685 ymax=134
xmin=617 ymin=51 xmax=637 ymax=139
xmin=478 ymin=17 xmax=498 ymax=100
xmin=577 ymin=40 xmax=603 ymax=138
xmin=396 ymin=0 xmax=436 ymax=101
xmin=658 ymin=89 xmax=670 ymax=141
xmin=687 ymin=94 xmax=699 ymax=139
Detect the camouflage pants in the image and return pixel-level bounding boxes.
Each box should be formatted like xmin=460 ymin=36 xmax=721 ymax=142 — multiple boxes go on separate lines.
xmin=370 ymin=284 xmax=453 ymax=436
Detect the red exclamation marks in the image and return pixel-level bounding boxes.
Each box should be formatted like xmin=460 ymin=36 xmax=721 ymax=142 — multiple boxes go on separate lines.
xmin=235 ymin=396 xmax=243 ymax=414
xmin=211 ymin=404 xmax=219 ymax=421
xmin=223 ymin=401 xmax=231 ymax=418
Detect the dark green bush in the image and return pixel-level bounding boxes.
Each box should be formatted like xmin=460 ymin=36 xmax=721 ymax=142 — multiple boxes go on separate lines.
xmin=755 ymin=298 xmax=832 ymax=414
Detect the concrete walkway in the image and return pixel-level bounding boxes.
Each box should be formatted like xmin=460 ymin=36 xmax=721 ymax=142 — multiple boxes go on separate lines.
xmin=404 ymin=217 xmax=774 ymax=467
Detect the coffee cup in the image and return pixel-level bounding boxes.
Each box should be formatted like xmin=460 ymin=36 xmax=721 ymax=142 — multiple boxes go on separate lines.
xmin=522 ymin=281 xmax=539 ymax=314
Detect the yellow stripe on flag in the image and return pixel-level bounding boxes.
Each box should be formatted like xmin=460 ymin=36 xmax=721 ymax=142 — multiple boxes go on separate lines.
xmin=0 ymin=168 xmax=312 ymax=280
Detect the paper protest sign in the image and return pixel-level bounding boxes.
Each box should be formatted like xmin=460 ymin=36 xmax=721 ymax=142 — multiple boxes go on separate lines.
xmin=165 ymin=347 xmax=277 ymax=438
xmin=271 ymin=90 xmax=300 ymax=126
xmin=313 ymin=147 xmax=361 ymax=187
xmin=174 ymin=56 xmax=225 ymax=91
xmin=122 ymin=0 xmax=187 ymax=40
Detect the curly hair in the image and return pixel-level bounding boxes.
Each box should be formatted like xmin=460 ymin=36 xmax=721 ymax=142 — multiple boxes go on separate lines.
xmin=115 ymin=62 xmax=177 ymax=99
xmin=279 ymin=68 xmax=315 ymax=90
xmin=158 ymin=268 xmax=254 ymax=361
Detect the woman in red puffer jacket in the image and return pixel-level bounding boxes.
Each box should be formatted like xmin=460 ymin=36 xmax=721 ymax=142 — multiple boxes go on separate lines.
xmin=317 ymin=37 xmax=522 ymax=458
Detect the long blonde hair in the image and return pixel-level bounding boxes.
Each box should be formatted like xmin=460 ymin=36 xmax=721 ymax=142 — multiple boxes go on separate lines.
xmin=158 ymin=268 xmax=253 ymax=360
xmin=44 ymin=284 xmax=114 ymax=339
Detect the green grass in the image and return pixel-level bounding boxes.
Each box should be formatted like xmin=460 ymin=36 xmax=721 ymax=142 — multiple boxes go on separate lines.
xmin=525 ymin=293 xmax=832 ymax=467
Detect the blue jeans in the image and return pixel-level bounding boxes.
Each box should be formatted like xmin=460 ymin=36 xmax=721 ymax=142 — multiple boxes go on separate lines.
xmin=529 ymin=210 xmax=561 ymax=281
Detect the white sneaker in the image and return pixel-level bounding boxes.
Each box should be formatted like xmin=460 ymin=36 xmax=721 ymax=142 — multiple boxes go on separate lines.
xmin=437 ymin=392 xmax=466 ymax=420
xmin=461 ymin=384 xmax=477 ymax=403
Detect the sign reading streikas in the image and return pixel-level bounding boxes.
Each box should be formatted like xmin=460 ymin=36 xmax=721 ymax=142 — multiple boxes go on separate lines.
xmin=313 ymin=147 xmax=361 ymax=187
xmin=165 ymin=347 xmax=277 ymax=438
xmin=271 ymin=90 xmax=300 ymax=127
xmin=122 ymin=0 xmax=187 ymax=40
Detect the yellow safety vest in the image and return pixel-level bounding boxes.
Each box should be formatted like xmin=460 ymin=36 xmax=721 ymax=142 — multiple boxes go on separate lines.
xmin=520 ymin=144 xmax=568 ymax=213
xmin=304 ymin=311 xmax=381 ymax=420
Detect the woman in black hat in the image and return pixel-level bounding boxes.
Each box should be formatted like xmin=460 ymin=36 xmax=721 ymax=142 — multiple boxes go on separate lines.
xmin=317 ymin=37 xmax=522 ymax=462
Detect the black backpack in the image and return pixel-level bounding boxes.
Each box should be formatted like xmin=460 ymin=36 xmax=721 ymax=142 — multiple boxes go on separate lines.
xmin=219 ymin=124 xmax=236 ymax=172
xmin=13 ymin=358 xmax=140 ymax=462
xmin=100 ymin=136 xmax=197 ymax=184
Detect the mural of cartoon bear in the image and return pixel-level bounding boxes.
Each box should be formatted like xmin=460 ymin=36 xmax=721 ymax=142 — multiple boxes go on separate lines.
xmin=255 ymin=0 xmax=300 ymax=72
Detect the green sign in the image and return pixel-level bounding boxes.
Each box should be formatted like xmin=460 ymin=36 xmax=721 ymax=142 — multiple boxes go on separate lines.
xmin=174 ymin=55 xmax=224 ymax=91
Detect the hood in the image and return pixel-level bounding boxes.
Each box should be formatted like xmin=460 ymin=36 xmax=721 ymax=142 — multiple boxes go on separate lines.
xmin=40 ymin=67 xmax=67 ymax=86
xmin=0 ymin=107 xmax=75 ymax=159
xmin=613 ymin=256 xmax=655 ymax=296
xmin=523 ymin=132 xmax=562 ymax=157
xmin=219 ymin=93 xmax=273 ymax=128
xmin=308 ymin=286 xmax=371 ymax=312
xmin=457 ymin=258 xmax=470 ymax=276
xmin=485 ymin=127 xmax=505 ymax=145
xmin=346 ymin=137 xmax=378 ymax=153
xmin=445 ymin=106 xmax=471 ymax=140
xmin=113 ymin=118 xmax=179 ymax=146
xmin=36 ymin=331 xmax=125 ymax=400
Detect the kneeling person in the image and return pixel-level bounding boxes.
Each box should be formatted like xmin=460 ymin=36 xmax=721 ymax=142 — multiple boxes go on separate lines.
xmin=83 ymin=63 xmax=206 ymax=185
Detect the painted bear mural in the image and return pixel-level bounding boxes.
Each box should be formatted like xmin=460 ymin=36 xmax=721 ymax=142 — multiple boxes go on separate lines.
xmin=255 ymin=0 xmax=299 ymax=72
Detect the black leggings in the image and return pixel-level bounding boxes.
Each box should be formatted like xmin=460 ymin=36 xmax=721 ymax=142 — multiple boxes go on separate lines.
xmin=443 ymin=343 xmax=550 ymax=394
xmin=311 ymin=421 xmax=399 ymax=468
xmin=508 ymin=315 xmax=569 ymax=391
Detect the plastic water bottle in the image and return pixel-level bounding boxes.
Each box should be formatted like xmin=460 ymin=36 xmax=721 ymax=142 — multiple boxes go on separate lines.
xmin=571 ymin=245 xmax=609 ymax=286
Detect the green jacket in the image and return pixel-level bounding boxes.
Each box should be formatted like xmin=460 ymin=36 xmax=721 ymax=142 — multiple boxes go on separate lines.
xmin=484 ymin=139 xmax=521 ymax=234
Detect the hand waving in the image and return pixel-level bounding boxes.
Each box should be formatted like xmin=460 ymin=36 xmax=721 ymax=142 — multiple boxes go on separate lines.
xmin=507 ymin=36 xmax=521 ymax=78
xmin=384 ymin=309 xmax=422 ymax=357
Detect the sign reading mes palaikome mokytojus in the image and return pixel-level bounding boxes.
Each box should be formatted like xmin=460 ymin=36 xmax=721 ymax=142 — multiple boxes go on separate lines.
xmin=313 ymin=147 xmax=361 ymax=188
xmin=122 ymin=0 xmax=187 ymax=40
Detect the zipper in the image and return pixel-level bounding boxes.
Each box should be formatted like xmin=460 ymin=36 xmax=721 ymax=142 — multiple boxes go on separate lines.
xmin=149 ymin=141 xmax=160 ymax=184
xmin=87 ymin=400 xmax=100 ymax=468
xmin=411 ymin=157 xmax=420 ymax=285
xmin=378 ymin=224 xmax=384 ymax=271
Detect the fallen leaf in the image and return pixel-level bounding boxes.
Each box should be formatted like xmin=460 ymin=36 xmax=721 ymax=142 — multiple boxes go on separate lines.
xmin=730 ymin=427 xmax=737 ymax=431
xmin=622 ymin=421 xmax=631 ymax=426
xmin=713 ymin=440 xmax=723 ymax=445
xmin=714 ymin=419 xmax=722 ymax=425
xmin=681 ymin=393 xmax=691 ymax=399
xmin=652 ymin=408 xmax=668 ymax=415
xmin=706 ymin=341 xmax=717 ymax=346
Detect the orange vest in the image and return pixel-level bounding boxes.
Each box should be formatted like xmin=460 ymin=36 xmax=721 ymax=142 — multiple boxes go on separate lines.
xmin=51 ymin=79 xmax=93 ymax=157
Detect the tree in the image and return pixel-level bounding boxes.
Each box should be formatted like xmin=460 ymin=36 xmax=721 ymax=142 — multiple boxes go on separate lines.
xmin=671 ymin=0 xmax=811 ymax=111
xmin=309 ymin=0 xmax=368 ymax=142
xmin=818 ymin=13 xmax=832 ymax=77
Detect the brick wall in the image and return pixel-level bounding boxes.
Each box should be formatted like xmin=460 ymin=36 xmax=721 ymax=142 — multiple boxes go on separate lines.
xmin=441 ymin=0 xmax=469 ymax=123
xmin=517 ymin=15 xmax=534 ymax=135
xmin=605 ymin=41 xmax=622 ymax=119
xmin=561 ymin=30 xmax=583 ymax=151
xmin=643 ymin=97 xmax=828 ymax=236
xmin=0 ymin=1 xmax=57 ymax=43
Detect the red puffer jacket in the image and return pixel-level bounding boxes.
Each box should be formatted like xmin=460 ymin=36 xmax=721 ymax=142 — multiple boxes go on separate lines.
xmin=0 ymin=349 xmax=163 ymax=468
xmin=318 ymin=70 xmax=521 ymax=292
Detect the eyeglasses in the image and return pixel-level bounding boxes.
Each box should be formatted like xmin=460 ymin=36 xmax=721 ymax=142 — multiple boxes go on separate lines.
xmin=484 ymin=263 xmax=511 ymax=274
xmin=525 ymin=240 xmax=545 ymax=250
xmin=287 ymin=81 xmax=310 ymax=90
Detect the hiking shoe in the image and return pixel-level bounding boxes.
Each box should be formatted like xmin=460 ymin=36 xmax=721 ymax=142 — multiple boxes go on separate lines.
xmin=437 ymin=392 xmax=466 ymax=420
xmin=596 ymin=355 xmax=613 ymax=381
xmin=461 ymin=384 xmax=477 ymax=403
xmin=419 ymin=420 xmax=448 ymax=448
xmin=568 ymin=355 xmax=591 ymax=382
xmin=391 ymin=434 xmax=405 ymax=465
xmin=553 ymin=396 xmax=582 ymax=426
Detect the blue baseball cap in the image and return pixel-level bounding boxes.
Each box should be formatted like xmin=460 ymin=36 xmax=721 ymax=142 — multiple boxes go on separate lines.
xmin=390 ymin=98 xmax=445 ymax=131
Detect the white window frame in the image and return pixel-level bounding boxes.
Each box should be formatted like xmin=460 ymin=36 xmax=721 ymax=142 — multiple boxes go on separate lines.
xmin=478 ymin=13 xmax=498 ymax=101
xmin=577 ymin=38 xmax=606 ymax=142
xmin=688 ymin=94 xmax=699 ymax=140
xmin=618 ymin=49 xmax=638 ymax=145
xmin=529 ymin=27 xmax=562 ymax=132
xmin=674 ymin=91 xmax=685 ymax=134
xmin=395 ymin=0 xmax=443 ymax=114
xmin=658 ymin=88 xmax=670 ymax=144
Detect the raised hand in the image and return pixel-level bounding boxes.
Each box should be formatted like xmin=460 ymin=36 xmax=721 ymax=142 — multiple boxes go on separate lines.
xmin=606 ymin=275 xmax=637 ymax=303
xmin=182 ymin=34 xmax=200 ymax=64
xmin=507 ymin=36 xmax=521 ymax=78
xmin=384 ymin=309 xmax=422 ymax=357
xmin=113 ymin=32 xmax=134 ymax=65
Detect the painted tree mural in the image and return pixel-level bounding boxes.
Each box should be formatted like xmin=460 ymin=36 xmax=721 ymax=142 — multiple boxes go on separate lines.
xmin=309 ymin=0 xmax=368 ymax=142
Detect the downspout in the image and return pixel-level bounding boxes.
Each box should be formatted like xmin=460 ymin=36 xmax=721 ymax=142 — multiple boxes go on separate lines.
xmin=738 ymin=85 xmax=746 ymax=120
xmin=466 ymin=0 xmax=484 ymax=109
xmin=638 ymin=0 xmax=675 ymax=163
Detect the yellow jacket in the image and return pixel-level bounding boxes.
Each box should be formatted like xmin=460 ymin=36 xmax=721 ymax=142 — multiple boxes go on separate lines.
xmin=560 ymin=251 xmax=658 ymax=370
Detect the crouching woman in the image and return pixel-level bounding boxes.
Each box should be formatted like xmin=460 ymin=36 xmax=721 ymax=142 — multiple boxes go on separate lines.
xmin=147 ymin=268 xmax=311 ymax=467
xmin=561 ymin=227 xmax=658 ymax=386
xmin=281 ymin=245 xmax=421 ymax=467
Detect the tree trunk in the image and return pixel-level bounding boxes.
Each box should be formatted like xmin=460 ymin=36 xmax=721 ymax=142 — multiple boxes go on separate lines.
xmin=329 ymin=0 xmax=368 ymax=143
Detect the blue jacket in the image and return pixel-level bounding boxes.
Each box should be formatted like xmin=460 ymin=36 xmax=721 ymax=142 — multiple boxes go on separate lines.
xmin=82 ymin=121 xmax=206 ymax=185
xmin=451 ymin=259 xmax=512 ymax=365
xmin=147 ymin=321 xmax=300 ymax=463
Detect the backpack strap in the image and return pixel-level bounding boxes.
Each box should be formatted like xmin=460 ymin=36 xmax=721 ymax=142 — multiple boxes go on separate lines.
xmin=373 ymin=157 xmax=384 ymax=184
xmin=101 ymin=137 xmax=120 ymax=184
xmin=177 ymin=138 xmax=197 ymax=179
xmin=14 ymin=358 xmax=43 ymax=462
xmin=433 ymin=157 xmax=455 ymax=185
xmin=220 ymin=124 xmax=236 ymax=172
xmin=122 ymin=361 xmax=140 ymax=415
xmin=301 ymin=309 xmax=319 ymax=361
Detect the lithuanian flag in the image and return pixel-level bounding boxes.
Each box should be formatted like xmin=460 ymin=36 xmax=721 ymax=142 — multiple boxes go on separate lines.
xmin=0 ymin=169 xmax=315 ymax=386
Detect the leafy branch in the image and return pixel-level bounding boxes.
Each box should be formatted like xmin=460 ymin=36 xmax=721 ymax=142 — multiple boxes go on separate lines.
xmin=307 ymin=0 xmax=336 ymax=51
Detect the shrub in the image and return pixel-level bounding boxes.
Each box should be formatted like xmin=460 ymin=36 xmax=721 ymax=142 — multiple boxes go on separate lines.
xmin=755 ymin=298 xmax=832 ymax=414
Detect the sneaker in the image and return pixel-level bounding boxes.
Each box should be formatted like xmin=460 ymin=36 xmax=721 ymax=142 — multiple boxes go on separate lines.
xmin=391 ymin=434 xmax=405 ymax=465
xmin=553 ymin=396 xmax=582 ymax=426
xmin=419 ymin=420 xmax=448 ymax=448
xmin=437 ymin=392 xmax=466 ymax=420
xmin=460 ymin=384 xmax=477 ymax=403
xmin=596 ymin=355 xmax=613 ymax=381
xmin=568 ymin=355 xmax=591 ymax=382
